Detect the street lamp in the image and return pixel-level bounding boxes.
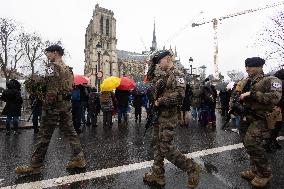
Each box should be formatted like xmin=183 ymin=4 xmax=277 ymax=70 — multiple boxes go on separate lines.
xmin=199 ymin=65 xmax=207 ymax=80
xmin=189 ymin=57 xmax=193 ymax=75
xmin=96 ymin=42 xmax=102 ymax=91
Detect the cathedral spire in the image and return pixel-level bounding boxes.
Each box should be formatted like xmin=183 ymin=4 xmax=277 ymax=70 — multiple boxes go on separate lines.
xmin=150 ymin=20 xmax=157 ymax=51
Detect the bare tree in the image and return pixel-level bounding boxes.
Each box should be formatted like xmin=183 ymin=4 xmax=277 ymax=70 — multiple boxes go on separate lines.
xmin=227 ymin=70 xmax=245 ymax=82
xmin=255 ymin=11 xmax=284 ymax=67
xmin=0 ymin=18 xmax=24 ymax=79
xmin=20 ymin=32 xmax=45 ymax=76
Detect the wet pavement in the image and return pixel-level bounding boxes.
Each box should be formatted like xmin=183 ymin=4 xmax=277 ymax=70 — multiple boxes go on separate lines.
xmin=0 ymin=111 xmax=283 ymax=189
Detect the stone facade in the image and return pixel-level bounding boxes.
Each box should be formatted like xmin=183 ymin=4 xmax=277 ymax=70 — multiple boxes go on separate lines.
xmin=117 ymin=50 xmax=147 ymax=81
xmin=84 ymin=4 xmax=149 ymax=88
xmin=84 ymin=4 xmax=118 ymax=88
xmin=84 ymin=4 xmax=183 ymax=88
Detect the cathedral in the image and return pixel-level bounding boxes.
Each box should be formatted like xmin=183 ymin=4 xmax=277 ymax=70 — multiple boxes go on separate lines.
xmin=84 ymin=4 xmax=183 ymax=89
xmin=84 ymin=4 xmax=118 ymax=88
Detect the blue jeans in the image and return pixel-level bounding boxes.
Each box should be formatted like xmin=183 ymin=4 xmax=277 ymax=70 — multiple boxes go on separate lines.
xmin=191 ymin=107 xmax=200 ymax=120
xmin=6 ymin=116 xmax=20 ymax=131
xmin=235 ymin=116 xmax=241 ymax=129
xmin=118 ymin=107 xmax=128 ymax=124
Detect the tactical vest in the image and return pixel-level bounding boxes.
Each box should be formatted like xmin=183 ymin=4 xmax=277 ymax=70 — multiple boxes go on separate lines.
xmin=239 ymin=76 xmax=275 ymax=114
xmin=162 ymin=67 xmax=185 ymax=106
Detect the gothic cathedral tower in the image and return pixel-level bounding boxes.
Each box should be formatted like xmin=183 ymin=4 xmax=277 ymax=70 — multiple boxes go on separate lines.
xmin=84 ymin=4 xmax=118 ymax=88
xmin=150 ymin=21 xmax=157 ymax=52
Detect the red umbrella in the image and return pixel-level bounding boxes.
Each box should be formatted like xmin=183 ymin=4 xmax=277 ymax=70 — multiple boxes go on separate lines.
xmin=117 ymin=77 xmax=136 ymax=90
xmin=74 ymin=74 xmax=90 ymax=85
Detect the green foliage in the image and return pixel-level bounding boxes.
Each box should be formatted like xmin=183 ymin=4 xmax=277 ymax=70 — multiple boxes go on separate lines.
xmin=24 ymin=76 xmax=47 ymax=100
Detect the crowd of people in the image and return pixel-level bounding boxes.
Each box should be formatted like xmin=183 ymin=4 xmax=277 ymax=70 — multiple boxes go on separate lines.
xmin=2 ymin=69 xmax=282 ymax=142
xmin=69 ymin=84 xmax=150 ymax=133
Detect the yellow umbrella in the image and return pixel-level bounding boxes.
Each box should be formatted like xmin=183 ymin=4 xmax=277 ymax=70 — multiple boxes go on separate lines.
xmin=100 ymin=76 xmax=121 ymax=91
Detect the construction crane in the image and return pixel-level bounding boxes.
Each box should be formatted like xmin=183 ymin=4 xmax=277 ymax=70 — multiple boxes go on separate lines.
xmin=192 ymin=1 xmax=284 ymax=78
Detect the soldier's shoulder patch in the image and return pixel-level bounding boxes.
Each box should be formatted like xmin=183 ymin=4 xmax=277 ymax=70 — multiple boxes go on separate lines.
xmin=175 ymin=76 xmax=186 ymax=87
xmin=45 ymin=65 xmax=55 ymax=77
xmin=271 ymin=80 xmax=282 ymax=90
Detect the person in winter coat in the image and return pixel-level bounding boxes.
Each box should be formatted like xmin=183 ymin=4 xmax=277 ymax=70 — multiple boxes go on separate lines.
xmin=88 ymin=87 xmax=101 ymax=127
xmin=1 ymin=79 xmax=23 ymax=135
xmin=180 ymin=84 xmax=193 ymax=127
xmin=100 ymin=91 xmax=115 ymax=127
xmin=71 ymin=85 xmax=82 ymax=133
xmin=190 ymin=83 xmax=202 ymax=121
xmin=209 ymin=84 xmax=217 ymax=128
xmin=199 ymin=83 xmax=216 ymax=129
xmin=132 ymin=90 xmax=144 ymax=123
xmin=115 ymin=89 xmax=130 ymax=125
xmin=219 ymin=88 xmax=231 ymax=117
xmin=79 ymin=84 xmax=89 ymax=125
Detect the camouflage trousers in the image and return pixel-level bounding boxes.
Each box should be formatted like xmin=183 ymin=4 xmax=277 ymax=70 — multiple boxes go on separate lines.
xmin=31 ymin=101 xmax=84 ymax=167
xmin=151 ymin=110 xmax=195 ymax=175
xmin=243 ymin=119 xmax=272 ymax=177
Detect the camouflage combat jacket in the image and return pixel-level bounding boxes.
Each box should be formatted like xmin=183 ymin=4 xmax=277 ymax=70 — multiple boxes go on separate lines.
xmin=239 ymin=73 xmax=282 ymax=116
xmin=156 ymin=66 xmax=186 ymax=111
xmin=44 ymin=61 xmax=73 ymax=106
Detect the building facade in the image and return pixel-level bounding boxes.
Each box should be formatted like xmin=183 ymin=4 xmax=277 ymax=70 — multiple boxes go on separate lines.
xmin=84 ymin=4 xmax=183 ymax=88
xmin=117 ymin=50 xmax=148 ymax=81
xmin=84 ymin=4 xmax=119 ymax=88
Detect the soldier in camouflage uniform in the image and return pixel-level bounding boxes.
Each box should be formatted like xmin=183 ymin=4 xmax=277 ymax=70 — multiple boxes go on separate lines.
xmin=143 ymin=50 xmax=200 ymax=188
xmin=15 ymin=45 xmax=86 ymax=175
xmin=238 ymin=57 xmax=282 ymax=188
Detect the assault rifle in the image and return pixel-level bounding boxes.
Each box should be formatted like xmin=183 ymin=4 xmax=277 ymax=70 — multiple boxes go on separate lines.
xmin=222 ymin=92 xmax=243 ymax=130
xmin=27 ymin=99 xmax=42 ymax=122
xmin=222 ymin=92 xmax=265 ymax=130
xmin=143 ymin=80 xmax=166 ymax=136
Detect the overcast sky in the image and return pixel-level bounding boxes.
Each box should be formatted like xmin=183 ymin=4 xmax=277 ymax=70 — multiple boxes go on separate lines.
xmin=0 ymin=0 xmax=283 ymax=77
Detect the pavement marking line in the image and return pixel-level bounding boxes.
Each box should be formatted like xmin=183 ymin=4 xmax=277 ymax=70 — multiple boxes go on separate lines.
xmin=2 ymin=136 xmax=284 ymax=189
